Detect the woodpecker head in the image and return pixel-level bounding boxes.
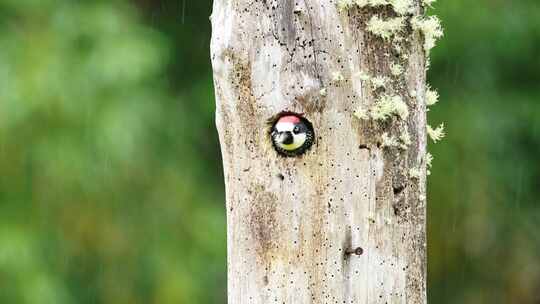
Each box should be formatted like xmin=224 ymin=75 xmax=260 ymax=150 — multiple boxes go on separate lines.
xmin=271 ymin=114 xmax=314 ymax=157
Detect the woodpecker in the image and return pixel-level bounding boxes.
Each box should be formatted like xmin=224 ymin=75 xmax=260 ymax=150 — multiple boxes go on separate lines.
xmin=271 ymin=114 xmax=314 ymax=157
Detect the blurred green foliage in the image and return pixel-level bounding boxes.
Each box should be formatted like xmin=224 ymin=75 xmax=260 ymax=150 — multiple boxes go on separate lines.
xmin=429 ymin=1 xmax=540 ymax=303
xmin=0 ymin=0 xmax=538 ymax=303
xmin=0 ymin=1 xmax=224 ymax=303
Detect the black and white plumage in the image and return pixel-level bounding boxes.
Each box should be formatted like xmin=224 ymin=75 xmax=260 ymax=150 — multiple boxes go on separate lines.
xmin=271 ymin=115 xmax=314 ymax=157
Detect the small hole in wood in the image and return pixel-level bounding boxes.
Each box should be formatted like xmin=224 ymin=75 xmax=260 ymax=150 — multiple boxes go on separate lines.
xmin=269 ymin=112 xmax=314 ymax=157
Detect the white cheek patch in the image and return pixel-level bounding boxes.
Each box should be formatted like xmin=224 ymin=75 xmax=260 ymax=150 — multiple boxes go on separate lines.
xmin=280 ymin=133 xmax=306 ymax=150
xmin=275 ymin=122 xmax=294 ymax=132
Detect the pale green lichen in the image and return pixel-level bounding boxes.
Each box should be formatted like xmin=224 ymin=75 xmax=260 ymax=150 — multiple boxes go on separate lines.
xmin=366 ymin=16 xmax=406 ymax=40
xmin=427 ymin=123 xmax=445 ymax=142
xmin=337 ymin=0 xmax=415 ymax=15
xmin=338 ymin=0 xmax=382 ymax=11
xmin=390 ymin=0 xmax=414 ymax=15
xmin=392 ymin=35 xmax=407 ymax=57
xmin=337 ymin=0 xmax=355 ymax=11
xmin=331 ymin=71 xmax=345 ymax=82
xmin=319 ymin=88 xmax=327 ymax=97
xmin=426 ymin=152 xmax=433 ymax=175
xmin=390 ymin=62 xmax=404 ymax=76
xmin=371 ymin=95 xmax=409 ymax=121
xmin=381 ymin=132 xmax=399 ymax=148
xmin=380 ymin=130 xmax=410 ymax=150
xmin=393 ymin=35 xmax=404 ymax=42
xmin=368 ymin=0 xmax=390 ymax=6
xmin=426 ymin=152 xmax=433 ymax=167
xmin=399 ymin=129 xmax=411 ymax=149
xmin=425 ymin=87 xmax=439 ymax=106
xmin=338 ymin=0 xmax=444 ymax=175
xmin=412 ymin=16 xmax=444 ymax=53
xmin=354 ymin=0 xmax=370 ymax=6
xmin=392 ymin=97 xmax=409 ymax=120
xmin=353 ymin=106 xmax=370 ymax=120
xmin=371 ymin=76 xmax=388 ymax=89
xmin=423 ymin=0 xmax=437 ymax=7
xmin=355 ymin=71 xmax=371 ymax=81
xmin=409 ymin=167 xmax=422 ymax=179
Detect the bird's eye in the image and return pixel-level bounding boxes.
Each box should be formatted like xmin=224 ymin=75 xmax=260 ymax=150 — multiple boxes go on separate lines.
xmin=293 ymin=126 xmax=300 ymax=134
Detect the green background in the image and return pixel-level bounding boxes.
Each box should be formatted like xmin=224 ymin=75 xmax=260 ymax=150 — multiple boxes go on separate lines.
xmin=0 ymin=0 xmax=539 ymax=303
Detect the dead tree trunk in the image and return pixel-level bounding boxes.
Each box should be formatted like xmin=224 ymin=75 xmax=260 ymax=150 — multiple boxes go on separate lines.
xmin=211 ymin=1 xmax=434 ymax=303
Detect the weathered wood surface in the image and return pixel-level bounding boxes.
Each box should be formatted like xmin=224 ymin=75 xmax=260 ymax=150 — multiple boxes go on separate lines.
xmin=211 ymin=1 xmax=428 ymax=303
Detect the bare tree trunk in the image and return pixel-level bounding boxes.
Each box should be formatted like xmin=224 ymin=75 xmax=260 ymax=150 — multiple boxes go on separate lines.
xmin=211 ymin=1 xmax=430 ymax=303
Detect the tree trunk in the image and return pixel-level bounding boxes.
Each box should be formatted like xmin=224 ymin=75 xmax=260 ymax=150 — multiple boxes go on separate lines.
xmin=211 ymin=1 xmax=428 ymax=303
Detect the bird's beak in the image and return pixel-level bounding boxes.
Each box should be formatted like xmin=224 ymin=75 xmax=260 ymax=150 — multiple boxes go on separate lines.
xmin=277 ymin=132 xmax=294 ymax=145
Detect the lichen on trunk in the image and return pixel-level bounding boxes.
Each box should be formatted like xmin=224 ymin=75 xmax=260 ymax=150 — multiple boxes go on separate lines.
xmin=211 ymin=0 xmax=438 ymax=303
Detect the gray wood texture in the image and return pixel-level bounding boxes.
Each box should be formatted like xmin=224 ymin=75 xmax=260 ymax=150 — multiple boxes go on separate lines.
xmin=211 ymin=1 xmax=430 ymax=303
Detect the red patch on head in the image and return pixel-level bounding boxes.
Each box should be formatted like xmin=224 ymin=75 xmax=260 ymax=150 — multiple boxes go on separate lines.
xmin=277 ymin=115 xmax=301 ymax=124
